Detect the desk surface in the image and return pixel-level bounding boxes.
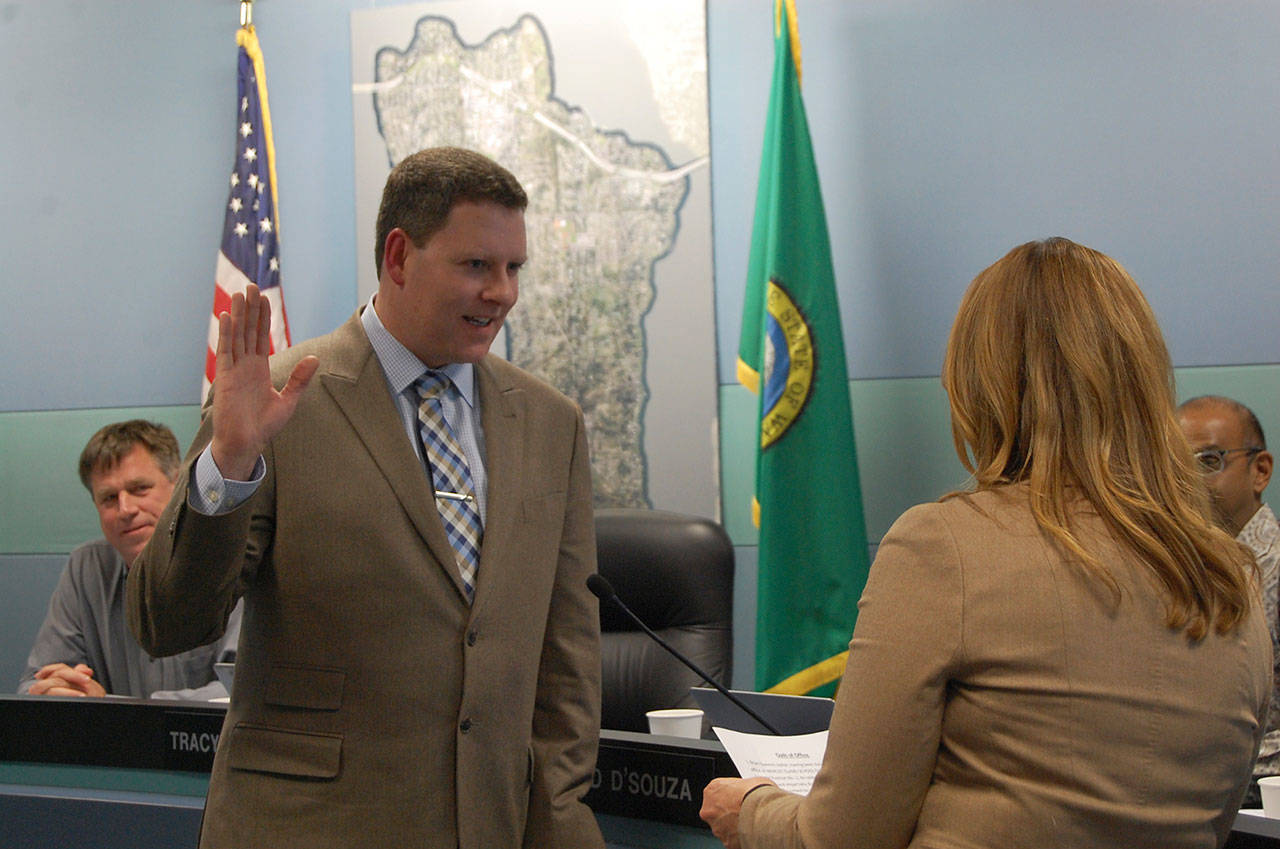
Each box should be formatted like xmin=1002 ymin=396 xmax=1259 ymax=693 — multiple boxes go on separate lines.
xmin=0 ymin=694 xmax=733 ymax=831
xmin=1236 ymin=811 xmax=1280 ymax=838
xmin=1 ymin=695 xmax=1275 ymax=848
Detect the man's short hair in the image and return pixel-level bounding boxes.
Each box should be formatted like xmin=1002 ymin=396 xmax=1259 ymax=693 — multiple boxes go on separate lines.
xmin=374 ymin=146 xmax=528 ymax=275
xmin=78 ymin=420 xmax=181 ymax=490
xmin=1178 ymin=395 xmax=1267 ymax=450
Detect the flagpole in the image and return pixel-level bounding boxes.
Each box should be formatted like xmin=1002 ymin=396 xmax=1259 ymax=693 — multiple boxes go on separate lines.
xmin=205 ymin=0 xmax=290 ymax=402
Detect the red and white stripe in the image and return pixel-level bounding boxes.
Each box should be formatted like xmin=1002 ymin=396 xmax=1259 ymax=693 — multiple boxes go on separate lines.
xmin=202 ymin=250 xmax=290 ymax=403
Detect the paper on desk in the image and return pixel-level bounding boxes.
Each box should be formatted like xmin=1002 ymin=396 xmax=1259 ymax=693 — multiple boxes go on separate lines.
xmin=713 ymin=727 xmax=829 ymax=796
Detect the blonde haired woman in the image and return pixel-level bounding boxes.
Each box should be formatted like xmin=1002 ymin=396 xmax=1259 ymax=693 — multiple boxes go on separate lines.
xmin=702 ymin=238 xmax=1269 ymax=848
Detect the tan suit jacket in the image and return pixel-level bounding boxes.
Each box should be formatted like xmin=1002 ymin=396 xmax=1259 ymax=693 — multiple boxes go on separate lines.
xmin=742 ymin=484 xmax=1271 ymax=849
xmin=128 ymin=313 xmax=603 ymax=849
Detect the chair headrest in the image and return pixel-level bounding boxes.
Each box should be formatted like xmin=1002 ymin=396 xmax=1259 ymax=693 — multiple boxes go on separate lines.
xmin=594 ymin=508 xmax=734 ymax=632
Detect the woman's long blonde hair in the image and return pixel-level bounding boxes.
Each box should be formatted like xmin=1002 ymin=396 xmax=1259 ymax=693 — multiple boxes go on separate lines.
xmin=941 ymin=237 xmax=1253 ymax=638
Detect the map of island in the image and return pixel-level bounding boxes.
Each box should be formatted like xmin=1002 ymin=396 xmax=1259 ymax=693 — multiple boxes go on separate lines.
xmin=372 ymin=14 xmax=693 ymax=508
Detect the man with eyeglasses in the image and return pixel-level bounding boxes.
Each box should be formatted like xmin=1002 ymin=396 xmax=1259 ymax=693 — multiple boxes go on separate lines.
xmin=1179 ymin=395 xmax=1277 ymax=805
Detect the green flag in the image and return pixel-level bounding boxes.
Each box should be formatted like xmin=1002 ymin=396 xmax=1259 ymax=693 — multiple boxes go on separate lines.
xmin=739 ymin=0 xmax=871 ymax=696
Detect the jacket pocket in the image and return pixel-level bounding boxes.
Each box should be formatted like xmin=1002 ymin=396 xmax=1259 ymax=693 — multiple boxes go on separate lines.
xmin=226 ymin=723 xmax=342 ymax=779
xmin=264 ymin=663 xmax=345 ymax=710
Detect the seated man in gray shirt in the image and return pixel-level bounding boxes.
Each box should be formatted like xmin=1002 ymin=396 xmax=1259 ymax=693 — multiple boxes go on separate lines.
xmin=19 ymin=420 xmax=240 ymax=699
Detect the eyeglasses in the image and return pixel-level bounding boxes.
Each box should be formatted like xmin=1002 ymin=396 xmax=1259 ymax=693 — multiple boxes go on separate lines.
xmin=1193 ymin=447 xmax=1262 ymax=475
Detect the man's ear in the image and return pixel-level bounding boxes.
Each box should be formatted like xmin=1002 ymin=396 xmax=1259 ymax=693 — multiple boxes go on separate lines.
xmin=382 ymin=228 xmax=411 ymax=287
xmin=1253 ymin=450 xmax=1273 ymax=499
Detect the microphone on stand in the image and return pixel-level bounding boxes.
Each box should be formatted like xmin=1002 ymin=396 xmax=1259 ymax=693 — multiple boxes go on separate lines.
xmin=587 ymin=573 xmax=782 ymax=735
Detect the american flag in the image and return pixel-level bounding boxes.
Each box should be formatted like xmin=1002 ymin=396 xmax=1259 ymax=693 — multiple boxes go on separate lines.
xmin=204 ymin=25 xmax=290 ymax=402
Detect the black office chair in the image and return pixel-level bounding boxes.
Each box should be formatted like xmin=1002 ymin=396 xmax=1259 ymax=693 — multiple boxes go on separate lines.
xmin=594 ymin=508 xmax=734 ymax=732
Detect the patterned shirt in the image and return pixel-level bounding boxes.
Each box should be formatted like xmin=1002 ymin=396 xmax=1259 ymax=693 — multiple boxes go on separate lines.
xmin=1240 ymin=503 xmax=1280 ymax=778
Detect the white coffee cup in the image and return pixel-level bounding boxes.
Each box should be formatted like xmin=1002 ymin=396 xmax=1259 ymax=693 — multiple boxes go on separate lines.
xmin=645 ymin=708 xmax=704 ymax=738
xmin=1260 ymin=776 xmax=1280 ymax=817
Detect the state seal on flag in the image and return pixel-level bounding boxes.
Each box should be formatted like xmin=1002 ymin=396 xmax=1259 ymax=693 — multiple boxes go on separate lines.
xmin=760 ymin=278 xmax=815 ymax=449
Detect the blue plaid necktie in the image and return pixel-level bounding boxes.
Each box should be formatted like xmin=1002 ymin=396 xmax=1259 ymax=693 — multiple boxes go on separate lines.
xmin=415 ymin=371 xmax=482 ymax=602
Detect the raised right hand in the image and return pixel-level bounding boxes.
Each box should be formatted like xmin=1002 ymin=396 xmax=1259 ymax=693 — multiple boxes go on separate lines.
xmin=209 ymin=284 xmax=319 ymax=480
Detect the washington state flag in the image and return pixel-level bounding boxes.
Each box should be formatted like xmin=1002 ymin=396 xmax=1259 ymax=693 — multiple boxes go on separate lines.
xmin=738 ymin=0 xmax=871 ymax=696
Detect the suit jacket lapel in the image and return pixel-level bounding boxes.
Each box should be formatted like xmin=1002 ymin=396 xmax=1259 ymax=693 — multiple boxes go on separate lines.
xmin=319 ymin=314 xmax=468 ymax=599
xmin=472 ymin=356 xmax=523 ymax=612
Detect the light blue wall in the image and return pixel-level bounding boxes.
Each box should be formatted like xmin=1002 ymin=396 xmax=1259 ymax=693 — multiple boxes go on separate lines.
xmin=2 ymin=0 xmax=1278 ymax=690
xmin=711 ymin=0 xmax=1280 ymax=382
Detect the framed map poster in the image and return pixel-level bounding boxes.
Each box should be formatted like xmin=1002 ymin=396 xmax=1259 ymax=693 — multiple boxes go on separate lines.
xmin=351 ymin=1 xmax=718 ymax=517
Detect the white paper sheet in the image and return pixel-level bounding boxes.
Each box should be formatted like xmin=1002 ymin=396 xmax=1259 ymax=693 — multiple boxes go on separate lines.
xmin=713 ymin=727 xmax=829 ymax=796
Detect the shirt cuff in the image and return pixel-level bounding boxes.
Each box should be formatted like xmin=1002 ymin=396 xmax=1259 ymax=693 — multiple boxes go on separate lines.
xmin=189 ymin=445 xmax=265 ymax=516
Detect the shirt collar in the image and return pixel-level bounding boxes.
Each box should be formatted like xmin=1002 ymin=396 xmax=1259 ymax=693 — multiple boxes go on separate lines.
xmin=361 ymin=294 xmax=476 ymax=408
xmin=1239 ymin=503 xmax=1276 ymax=541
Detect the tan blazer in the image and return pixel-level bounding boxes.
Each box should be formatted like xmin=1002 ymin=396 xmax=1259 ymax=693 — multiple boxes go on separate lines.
xmin=128 ymin=313 xmax=603 ymax=849
xmin=742 ymin=484 xmax=1271 ymax=849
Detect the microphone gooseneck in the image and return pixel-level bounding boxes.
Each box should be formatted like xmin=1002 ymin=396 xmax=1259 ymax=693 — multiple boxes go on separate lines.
xmin=588 ymin=573 xmax=782 ymax=735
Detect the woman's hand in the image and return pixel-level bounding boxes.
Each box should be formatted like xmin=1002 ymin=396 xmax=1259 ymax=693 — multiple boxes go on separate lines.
xmin=701 ymin=777 xmax=778 ymax=848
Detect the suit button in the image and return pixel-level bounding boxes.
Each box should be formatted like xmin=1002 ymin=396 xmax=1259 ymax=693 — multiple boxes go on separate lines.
xmin=460 ymin=718 xmax=472 ymax=733
xmin=466 ymin=630 xmax=477 ymax=646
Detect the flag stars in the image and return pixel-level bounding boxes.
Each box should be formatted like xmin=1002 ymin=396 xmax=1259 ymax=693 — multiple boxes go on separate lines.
xmin=216 ymin=42 xmax=288 ymax=371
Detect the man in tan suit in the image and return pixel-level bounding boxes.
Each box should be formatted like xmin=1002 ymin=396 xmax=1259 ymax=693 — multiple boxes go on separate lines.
xmin=128 ymin=148 xmax=603 ymax=848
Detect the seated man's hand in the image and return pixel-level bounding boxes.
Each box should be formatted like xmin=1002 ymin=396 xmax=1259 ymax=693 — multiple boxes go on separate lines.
xmin=29 ymin=663 xmax=107 ymax=697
